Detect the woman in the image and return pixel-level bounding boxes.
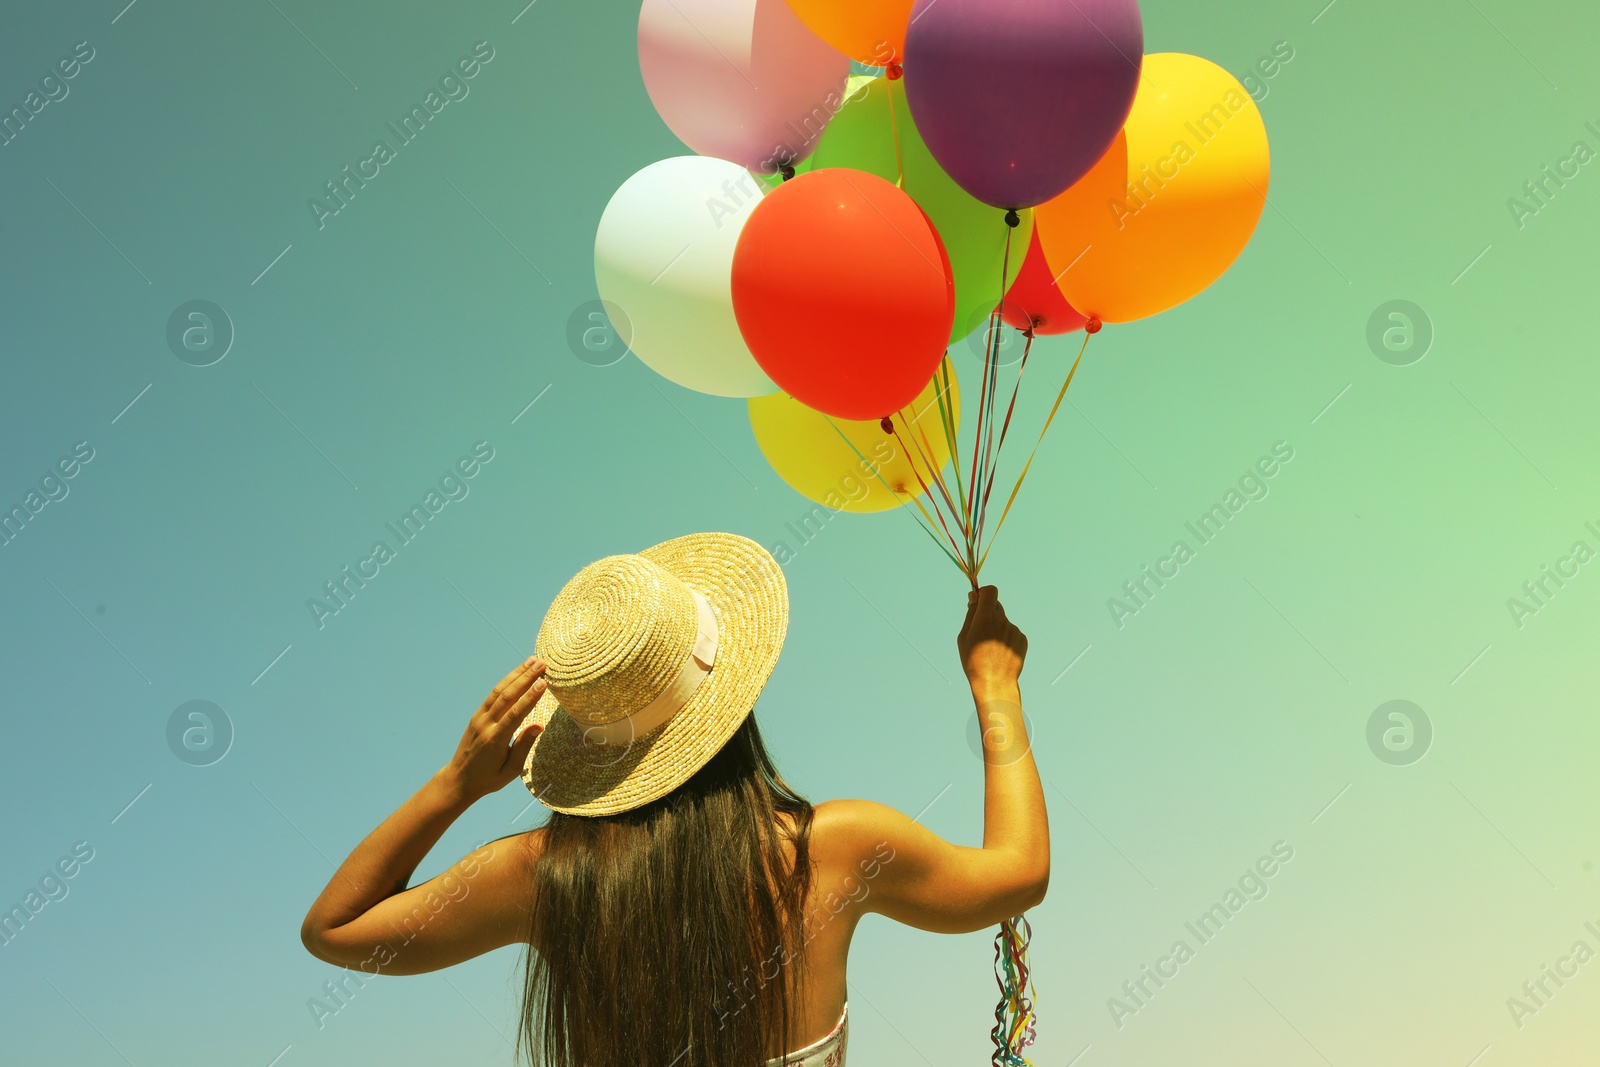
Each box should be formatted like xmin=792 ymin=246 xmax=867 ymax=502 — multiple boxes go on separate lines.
xmin=301 ymin=532 xmax=1047 ymax=1066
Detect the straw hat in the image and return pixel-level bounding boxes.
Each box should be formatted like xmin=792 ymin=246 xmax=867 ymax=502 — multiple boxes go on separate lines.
xmin=518 ymin=532 xmax=788 ymax=816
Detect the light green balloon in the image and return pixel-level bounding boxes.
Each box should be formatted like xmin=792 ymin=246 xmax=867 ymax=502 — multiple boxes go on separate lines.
xmin=773 ymin=75 xmax=1034 ymax=345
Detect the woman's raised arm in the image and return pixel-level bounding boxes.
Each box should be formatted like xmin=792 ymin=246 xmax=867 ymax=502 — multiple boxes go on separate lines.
xmin=814 ymin=585 xmax=1048 ymax=934
xmin=299 ymin=656 xmax=548 ymax=972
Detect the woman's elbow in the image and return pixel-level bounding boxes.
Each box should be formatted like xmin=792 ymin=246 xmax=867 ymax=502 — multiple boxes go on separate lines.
xmin=1005 ymin=852 xmax=1049 ymax=912
xmin=301 ymin=919 xmax=337 ymax=963
xmin=1022 ymin=867 xmax=1049 ymax=910
xmin=967 ymin=843 xmax=1048 ymax=918
xmin=985 ymin=862 xmax=1049 ymax=921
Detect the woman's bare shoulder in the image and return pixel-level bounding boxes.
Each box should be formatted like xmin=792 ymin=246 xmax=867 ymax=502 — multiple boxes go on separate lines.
xmin=801 ymin=799 xmax=905 ymax=861
xmin=812 ymin=798 xmax=903 ymax=829
xmin=486 ymin=826 xmax=546 ymax=872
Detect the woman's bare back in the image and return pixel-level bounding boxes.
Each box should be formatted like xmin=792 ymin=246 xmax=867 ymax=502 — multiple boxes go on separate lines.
xmin=766 ymin=803 xmax=861 ymax=1057
xmin=301 ymin=586 xmax=1047 ymax=1063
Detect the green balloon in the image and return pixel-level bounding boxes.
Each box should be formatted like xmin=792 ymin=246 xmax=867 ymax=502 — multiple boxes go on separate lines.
xmin=793 ymin=75 xmax=1033 ymax=345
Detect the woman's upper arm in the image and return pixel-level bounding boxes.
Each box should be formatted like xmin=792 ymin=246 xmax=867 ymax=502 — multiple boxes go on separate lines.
xmin=814 ymin=798 xmax=1045 ymax=935
xmin=302 ymin=831 xmax=540 ymax=976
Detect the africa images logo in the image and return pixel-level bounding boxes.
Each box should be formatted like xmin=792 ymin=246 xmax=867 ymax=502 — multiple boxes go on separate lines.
xmin=307 ymin=442 xmax=495 ymax=629
xmin=1106 ymin=841 xmax=1295 ymax=1028
xmin=1106 ymin=441 xmax=1295 ymax=628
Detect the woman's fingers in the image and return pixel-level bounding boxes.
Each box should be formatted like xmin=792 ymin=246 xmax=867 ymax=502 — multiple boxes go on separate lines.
xmin=483 ymin=658 xmax=545 ymax=719
xmin=500 ymin=674 xmax=547 ymax=725
xmin=500 ymin=680 xmax=548 ymax=769
xmin=486 ymin=659 xmax=534 ymax=703
xmin=490 ymin=662 xmax=546 ymax=721
xmin=511 ymin=715 xmax=543 ymax=748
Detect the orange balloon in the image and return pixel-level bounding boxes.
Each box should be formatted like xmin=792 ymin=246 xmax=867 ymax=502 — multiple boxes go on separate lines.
xmin=1035 ymin=52 xmax=1269 ymax=324
xmin=782 ymin=0 xmax=915 ymax=65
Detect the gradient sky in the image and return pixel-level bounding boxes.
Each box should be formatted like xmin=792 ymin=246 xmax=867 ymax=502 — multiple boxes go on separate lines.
xmin=2 ymin=1 xmax=1598 ymax=1065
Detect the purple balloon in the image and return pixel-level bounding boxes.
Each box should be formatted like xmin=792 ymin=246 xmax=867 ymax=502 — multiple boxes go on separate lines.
xmin=904 ymin=0 xmax=1143 ymax=209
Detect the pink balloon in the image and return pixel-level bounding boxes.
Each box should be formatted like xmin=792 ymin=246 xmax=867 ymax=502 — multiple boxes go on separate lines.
xmin=639 ymin=0 xmax=850 ymax=174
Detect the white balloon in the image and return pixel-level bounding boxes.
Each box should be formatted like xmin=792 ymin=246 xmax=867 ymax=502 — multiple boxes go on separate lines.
xmin=594 ymin=156 xmax=777 ymax=397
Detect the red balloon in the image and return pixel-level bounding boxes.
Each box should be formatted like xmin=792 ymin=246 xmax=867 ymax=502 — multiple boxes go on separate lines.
xmin=999 ymin=227 xmax=1087 ymax=335
xmin=731 ymin=168 xmax=955 ymax=420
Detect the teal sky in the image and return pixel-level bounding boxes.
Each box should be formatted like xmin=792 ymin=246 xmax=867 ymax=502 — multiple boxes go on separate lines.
xmin=2 ymin=1 xmax=1599 ymax=1064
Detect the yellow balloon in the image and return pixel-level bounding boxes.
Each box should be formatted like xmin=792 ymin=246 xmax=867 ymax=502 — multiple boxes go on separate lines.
xmin=748 ymin=359 xmax=961 ymax=513
xmin=782 ymin=0 xmax=914 ymax=66
xmin=1035 ymin=52 xmax=1270 ymax=324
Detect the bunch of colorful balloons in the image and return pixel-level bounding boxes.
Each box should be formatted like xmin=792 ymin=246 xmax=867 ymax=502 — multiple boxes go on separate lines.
xmin=593 ymin=3 xmax=1268 ymax=1055
xmin=595 ymin=0 xmax=1270 ymax=584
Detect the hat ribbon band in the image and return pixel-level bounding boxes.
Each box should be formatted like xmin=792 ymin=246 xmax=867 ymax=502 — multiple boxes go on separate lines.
xmin=583 ymin=589 xmax=718 ymax=747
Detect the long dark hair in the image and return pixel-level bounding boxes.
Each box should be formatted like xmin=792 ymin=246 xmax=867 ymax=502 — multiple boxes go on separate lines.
xmin=516 ymin=714 xmax=815 ymax=1067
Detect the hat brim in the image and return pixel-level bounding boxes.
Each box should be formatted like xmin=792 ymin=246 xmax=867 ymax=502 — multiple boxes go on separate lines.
xmin=519 ymin=532 xmax=788 ymax=816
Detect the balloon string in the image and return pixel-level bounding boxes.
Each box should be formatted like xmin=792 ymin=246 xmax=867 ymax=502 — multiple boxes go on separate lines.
xmin=933 ymin=356 xmax=974 ymax=549
xmin=900 ymin=361 xmax=964 ymax=516
xmin=822 ymin=414 xmax=969 ymax=578
xmin=974 ymin=308 xmax=1000 ymax=557
xmin=912 ymin=418 xmax=957 ymax=514
xmin=907 ymin=417 xmax=981 ymax=592
xmin=966 ymin=305 xmax=997 ymax=564
xmin=886 ymin=420 xmax=970 ymax=577
xmin=976 ymin=330 xmax=1091 ymax=574
xmin=897 ymin=358 xmax=972 ymax=563
xmin=976 ymin=217 xmax=1020 ymax=563
xmin=892 ymin=404 xmax=965 ymax=553
xmin=884 ymin=77 xmax=906 ymax=189
xmin=881 ymin=376 xmax=969 ymax=569
xmin=971 ymin=221 xmax=1018 ymax=561
xmin=906 ymin=506 xmax=970 ymax=579
xmin=975 ymin=328 xmax=1035 ymax=559
xmin=966 ymin=226 xmax=1012 ymax=563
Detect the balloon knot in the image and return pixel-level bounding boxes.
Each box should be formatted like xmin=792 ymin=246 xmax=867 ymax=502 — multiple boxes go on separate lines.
xmin=1085 ymin=316 xmax=1103 ymax=334
xmin=1003 ymin=209 xmax=1020 ymax=228
xmin=886 ymin=63 xmax=903 ymax=81
xmin=879 ymin=416 xmax=894 ymax=434
xmin=778 ymin=163 xmax=796 ymax=181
